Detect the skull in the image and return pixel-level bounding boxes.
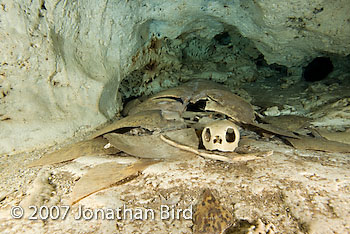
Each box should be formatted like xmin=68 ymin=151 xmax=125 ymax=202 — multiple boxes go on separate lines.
xmin=201 ymin=120 xmax=240 ymax=152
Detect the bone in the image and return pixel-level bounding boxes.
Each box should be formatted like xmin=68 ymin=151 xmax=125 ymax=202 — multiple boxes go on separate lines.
xmin=105 ymin=128 xmax=199 ymax=159
xmin=201 ymin=120 xmax=240 ymax=152
xmin=160 ymin=135 xmax=271 ymax=163
xmin=28 ymin=137 xmax=119 ymax=167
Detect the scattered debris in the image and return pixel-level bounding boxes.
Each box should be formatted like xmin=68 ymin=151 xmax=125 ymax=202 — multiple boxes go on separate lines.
xmin=105 ymin=128 xmax=199 ymax=159
xmin=251 ymin=123 xmax=300 ymax=139
xmin=160 ymin=134 xmax=272 ymax=163
xmin=70 ymin=160 xmax=155 ymax=205
xmin=285 ymin=136 xmax=350 ymax=153
xmin=315 ymin=129 xmax=350 ymax=144
xmin=247 ymin=219 xmax=276 ymax=234
xmin=89 ymin=110 xmax=186 ymax=139
xmin=27 ymin=79 xmax=350 ymax=207
xmin=28 ymin=137 xmax=119 ymax=167
xmin=203 ymin=90 xmax=255 ymax=124
xmin=262 ymin=115 xmax=310 ymax=132
xmin=263 ymin=106 xmax=280 ymax=117
xmin=310 ymin=97 xmax=350 ymax=131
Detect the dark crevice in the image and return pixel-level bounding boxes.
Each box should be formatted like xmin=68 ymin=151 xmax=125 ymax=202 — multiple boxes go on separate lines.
xmin=303 ymin=57 xmax=334 ymax=82
xmin=186 ymin=100 xmax=207 ymax=112
xmin=214 ymin=31 xmax=231 ymax=45
xmin=106 ymin=127 xmax=153 ymax=135
xmin=254 ymin=54 xmax=268 ymax=67
xmin=122 ymin=95 xmax=140 ymax=106
xmin=268 ymin=63 xmax=288 ymax=76
xmin=41 ymin=1 xmax=46 ymax=10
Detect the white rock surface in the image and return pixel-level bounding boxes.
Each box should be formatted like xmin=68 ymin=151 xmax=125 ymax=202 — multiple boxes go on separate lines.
xmin=1 ymin=0 xmax=349 ymax=154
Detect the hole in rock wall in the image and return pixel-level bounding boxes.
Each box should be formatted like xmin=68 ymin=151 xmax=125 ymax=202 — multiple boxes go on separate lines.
xmin=303 ymin=57 xmax=333 ymax=82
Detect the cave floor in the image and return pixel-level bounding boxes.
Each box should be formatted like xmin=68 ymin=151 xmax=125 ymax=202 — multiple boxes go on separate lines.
xmin=242 ymin=75 xmax=350 ymax=117
xmin=0 ymin=138 xmax=349 ymax=234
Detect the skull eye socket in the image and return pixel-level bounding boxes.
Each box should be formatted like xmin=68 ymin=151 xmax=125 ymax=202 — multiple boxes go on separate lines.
xmin=226 ymin=128 xmax=236 ymax=143
xmin=204 ymin=128 xmax=211 ymax=142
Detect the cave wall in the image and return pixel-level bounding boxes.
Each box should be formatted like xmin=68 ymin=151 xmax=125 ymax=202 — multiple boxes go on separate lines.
xmin=0 ymin=0 xmax=349 ymax=154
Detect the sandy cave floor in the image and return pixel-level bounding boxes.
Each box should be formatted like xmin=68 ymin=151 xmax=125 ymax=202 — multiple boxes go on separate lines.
xmin=0 ymin=138 xmax=350 ymax=234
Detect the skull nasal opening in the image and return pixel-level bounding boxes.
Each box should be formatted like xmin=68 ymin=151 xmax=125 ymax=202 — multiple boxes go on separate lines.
xmin=226 ymin=128 xmax=236 ymax=142
xmin=213 ymin=136 xmax=222 ymax=144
